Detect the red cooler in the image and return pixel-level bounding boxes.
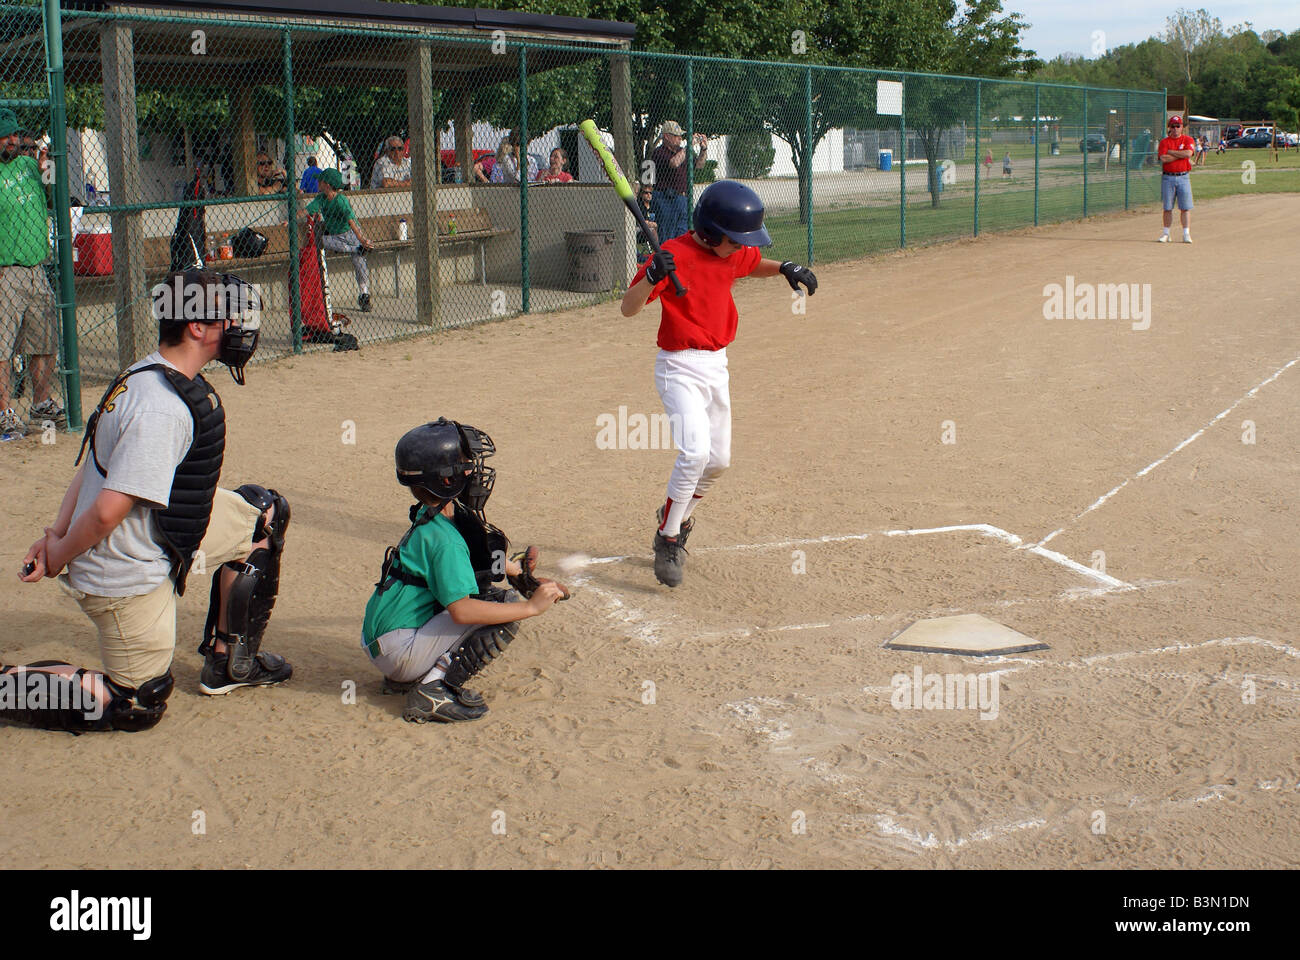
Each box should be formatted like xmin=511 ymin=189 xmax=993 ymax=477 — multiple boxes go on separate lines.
xmin=73 ymin=226 xmax=113 ymax=276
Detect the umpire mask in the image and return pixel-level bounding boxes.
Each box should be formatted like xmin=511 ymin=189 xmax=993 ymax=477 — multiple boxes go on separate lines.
xmin=151 ymin=270 xmax=261 ymax=385
xmin=213 ymin=273 xmax=261 ymax=385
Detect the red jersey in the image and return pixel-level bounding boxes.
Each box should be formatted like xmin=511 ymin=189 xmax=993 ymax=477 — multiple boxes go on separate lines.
xmin=1159 ymin=135 xmax=1195 ymax=173
xmin=632 ymin=232 xmax=762 ymax=351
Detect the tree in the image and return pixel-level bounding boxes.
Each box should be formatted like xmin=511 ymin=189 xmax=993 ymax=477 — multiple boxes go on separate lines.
xmin=890 ymin=0 xmax=1035 ymax=207
xmin=1163 ymin=8 xmax=1225 ymax=85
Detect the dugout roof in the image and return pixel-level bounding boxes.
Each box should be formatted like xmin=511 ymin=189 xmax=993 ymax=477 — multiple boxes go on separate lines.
xmin=39 ymin=1 xmax=636 ymax=88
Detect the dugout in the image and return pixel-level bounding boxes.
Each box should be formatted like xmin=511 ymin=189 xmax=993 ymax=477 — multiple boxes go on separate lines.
xmin=8 ymin=0 xmax=638 ymax=375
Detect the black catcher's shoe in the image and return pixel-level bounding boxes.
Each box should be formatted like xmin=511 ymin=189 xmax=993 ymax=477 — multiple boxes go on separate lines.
xmin=199 ymin=650 xmax=292 ymax=696
xmin=402 ymin=678 xmax=488 ymax=723
xmin=383 ymin=675 xmax=484 ymax=707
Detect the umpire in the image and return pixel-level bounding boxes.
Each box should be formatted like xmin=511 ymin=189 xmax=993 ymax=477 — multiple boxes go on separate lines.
xmin=8 ymin=270 xmax=293 ymax=732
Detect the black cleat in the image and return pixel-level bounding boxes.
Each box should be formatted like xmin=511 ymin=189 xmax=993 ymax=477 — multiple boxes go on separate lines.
xmin=383 ymin=674 xmax=484 ymax=707
xmin=652 ymin=531 xmax=686 ymax=588
xmin=402 ymin=679 xmax=488 ymax=723
xmin=199 ymin=651 xmax=292 ymax=696
xmin=358 ymin=292 xmax=372 ymax=312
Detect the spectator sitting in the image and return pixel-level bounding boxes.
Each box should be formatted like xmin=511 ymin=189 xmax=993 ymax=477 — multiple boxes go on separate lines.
xmin=256 ymin=152 xmax=287 ymax=195
xmin=303 ymin=168 xmax=375 ymax=313
xmin=540 ymin=147 xmax=573 ymax=183
xmin=370 ymin=136 xmax=412 ymax=189
xmin=300 ymin=155 xmax=323 ymax=194
xmin=491 ymin=129 xmax=539 ymax=184
xmin=473 ymin=151 xmax=496 ymax=182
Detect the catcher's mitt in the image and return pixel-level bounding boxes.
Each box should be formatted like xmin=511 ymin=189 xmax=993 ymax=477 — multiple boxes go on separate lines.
xmin=507 ymin=545 xmax=570 ymax=601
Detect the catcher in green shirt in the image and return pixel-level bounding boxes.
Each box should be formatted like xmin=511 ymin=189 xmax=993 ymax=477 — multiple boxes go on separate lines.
xmin=303 ymin=167 xmax=374 ymax=312
xmin=363 ymin=418 xmax=568 ymax=723
xmin=0 ymin=108 xmax=62 ymax=437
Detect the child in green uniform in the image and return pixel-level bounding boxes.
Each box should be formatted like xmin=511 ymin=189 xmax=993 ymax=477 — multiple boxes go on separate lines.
xmin=362 ymin=418 xmax=566 ymax=723
xmin=304 ymin=167 xmax=374 ymax=312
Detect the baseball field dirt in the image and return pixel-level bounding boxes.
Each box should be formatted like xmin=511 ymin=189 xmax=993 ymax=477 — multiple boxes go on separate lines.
xmin=3 ymin=191 xmax=1297 ymax=868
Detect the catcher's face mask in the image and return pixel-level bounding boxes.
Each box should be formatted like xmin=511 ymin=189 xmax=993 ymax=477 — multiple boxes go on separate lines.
xmin=453 ymin=422 xmax=496 ymax=514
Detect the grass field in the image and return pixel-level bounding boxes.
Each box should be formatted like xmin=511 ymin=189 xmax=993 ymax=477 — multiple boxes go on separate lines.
xmin=762 ymin=163 xmax=1297 ymax=264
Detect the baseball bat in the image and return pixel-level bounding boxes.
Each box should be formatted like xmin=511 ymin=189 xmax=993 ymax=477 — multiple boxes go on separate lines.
xmin=577 ymin=119 xmax=686 ymax=297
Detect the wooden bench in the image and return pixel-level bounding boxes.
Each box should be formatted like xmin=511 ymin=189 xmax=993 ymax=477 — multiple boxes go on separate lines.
xmin=72 ymin=207 xmax=510 ymax=298
xmin=359 ymin=208 xmax=511 ymax=287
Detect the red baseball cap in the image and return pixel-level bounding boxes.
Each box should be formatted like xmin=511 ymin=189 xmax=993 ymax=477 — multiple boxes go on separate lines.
xmin=1168 ymin=116 xmax=1183 ymax=126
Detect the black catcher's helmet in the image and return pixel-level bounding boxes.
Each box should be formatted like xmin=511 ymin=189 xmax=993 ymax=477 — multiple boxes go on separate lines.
xmin=395 ymin=417 xmax=496 ymax=511
xmin=693 ymin=180 xmax=772 ymax=247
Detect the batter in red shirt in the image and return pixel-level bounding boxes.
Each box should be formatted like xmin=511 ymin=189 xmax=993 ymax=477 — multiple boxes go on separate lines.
xmin=1157 ymin=116 xmax=1196 ymax=243
xmin=621 ymin=180 xmax=817 ymax=588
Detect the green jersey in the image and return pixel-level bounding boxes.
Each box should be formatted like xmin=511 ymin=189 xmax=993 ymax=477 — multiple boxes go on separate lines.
xmin=0 ymin=155 xmax=49 ymax=266
xmin=362 ymin=508 xmax=480 ymax=644
xmin=305 ymin=191 xmax=355 ymax=236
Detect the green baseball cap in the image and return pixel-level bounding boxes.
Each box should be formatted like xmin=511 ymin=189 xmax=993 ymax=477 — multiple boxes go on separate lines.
xmin=0 ymin=108 xmax=19 ymax=138
xmin=319 ymin=167 xmax=343 ymax=189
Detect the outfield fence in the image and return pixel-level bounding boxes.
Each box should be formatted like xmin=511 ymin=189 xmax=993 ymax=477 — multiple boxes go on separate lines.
xmin=0 ymin=0 xmax=1166 ymax=427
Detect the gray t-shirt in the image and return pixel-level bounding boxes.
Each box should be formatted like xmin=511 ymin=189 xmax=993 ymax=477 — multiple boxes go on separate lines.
xmin=66 ymin=351 xmax=197 ymax=597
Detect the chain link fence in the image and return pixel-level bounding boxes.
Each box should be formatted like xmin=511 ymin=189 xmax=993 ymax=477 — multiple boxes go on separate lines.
xmin=0 ymin=1 xmax=1165 ymax=429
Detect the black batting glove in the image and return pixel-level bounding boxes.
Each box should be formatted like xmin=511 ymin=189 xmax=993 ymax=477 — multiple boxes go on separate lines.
xmin=779 ymin=261 xmax=817 ymax=295
xmin=645 ymin=250 xmax=676 ymax=286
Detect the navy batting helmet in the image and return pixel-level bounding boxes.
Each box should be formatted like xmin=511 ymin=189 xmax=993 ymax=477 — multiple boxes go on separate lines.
xmin=693 ymin=180 xmax=771 ymax=247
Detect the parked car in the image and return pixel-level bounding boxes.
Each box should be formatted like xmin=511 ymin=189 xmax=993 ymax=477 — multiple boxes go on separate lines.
xmin=1078 ymin=132 xmax=1107 ymax=153
xmin=1227 ymin=131 xmax=1273 ymax=148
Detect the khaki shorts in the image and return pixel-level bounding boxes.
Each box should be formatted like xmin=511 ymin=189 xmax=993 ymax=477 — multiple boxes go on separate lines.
xmin=59 ymin=488 xmax=263 ymax=688
xmin=0 ymin=263 xmax=59 ymax=358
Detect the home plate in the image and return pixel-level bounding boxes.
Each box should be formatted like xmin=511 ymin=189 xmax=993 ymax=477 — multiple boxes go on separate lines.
xmin=884 ymin=613 xmax=1048 ymax=656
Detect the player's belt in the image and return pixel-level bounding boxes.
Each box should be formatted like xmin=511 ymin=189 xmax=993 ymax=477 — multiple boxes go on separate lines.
xmin=1163 ymin=171 xmax=1188 ymax=176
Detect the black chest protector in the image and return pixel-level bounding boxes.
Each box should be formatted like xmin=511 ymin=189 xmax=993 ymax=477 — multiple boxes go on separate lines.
xmin=76 ymin=363 xmax=226 ymax=596
xmin=375 ymin=501 xmax=510 ymax=603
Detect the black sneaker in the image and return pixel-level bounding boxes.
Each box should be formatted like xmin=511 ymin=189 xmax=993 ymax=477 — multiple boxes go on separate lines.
xmin=358 ymin=293 xmax=372 ymax=312
xmin=655 ymin=505 xmax=694 ymax=556
xmin=199 ymin=651 xmax=292 ymax=696
xmin=403 ymin=678 xmax=488 ymax=723
xmin=652 ymin=531 xmax=686 ymax=588
xmin=383 ymin=675 xmax=484 ymax=707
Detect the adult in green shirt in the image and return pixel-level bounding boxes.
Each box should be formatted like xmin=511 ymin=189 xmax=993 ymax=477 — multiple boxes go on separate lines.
xmin=303 ymin=167 xmax=374 ymax=312
xmin=0 ymin=109 xmax=62 ymax=437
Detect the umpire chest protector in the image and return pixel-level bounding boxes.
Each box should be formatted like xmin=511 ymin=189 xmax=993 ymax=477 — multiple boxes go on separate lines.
xmin=77 ymin=364 xmax=226 ymax=596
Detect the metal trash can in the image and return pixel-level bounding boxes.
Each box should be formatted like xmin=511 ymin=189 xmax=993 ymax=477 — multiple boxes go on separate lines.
xmin=565 ymin=229 xmax=615 ymax=292
xmin=1050 ymin=140 xmax=1060 ymax=156
xmin=878 ymin=149 xmax=892 ymax=171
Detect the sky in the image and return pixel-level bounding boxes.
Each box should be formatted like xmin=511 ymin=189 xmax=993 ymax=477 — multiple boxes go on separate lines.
xmin=1009 ymin=1 xmax=1300 ymax=60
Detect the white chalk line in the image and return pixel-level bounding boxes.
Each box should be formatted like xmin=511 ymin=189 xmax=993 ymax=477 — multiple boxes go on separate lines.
xmin=1037 ymin=353 xmax=1300 ymax=547
xmin=577 ymin=523 xmax=1137 ymax=646
xmin=585 ymin=522 xmax=1132 ymax=587
xmin=868 ymin=778 xmax=1299 ymax=855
